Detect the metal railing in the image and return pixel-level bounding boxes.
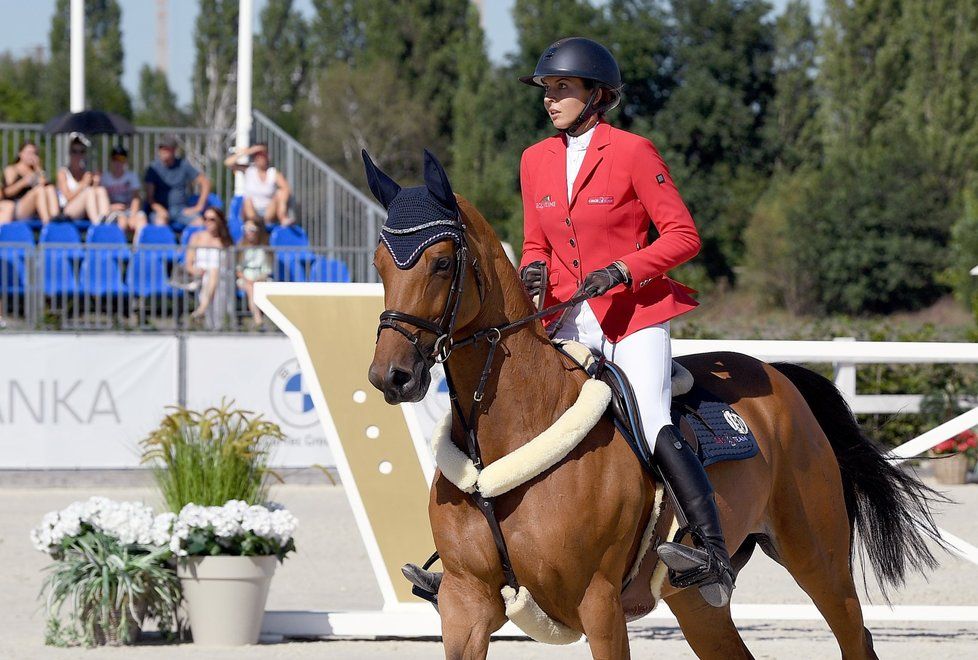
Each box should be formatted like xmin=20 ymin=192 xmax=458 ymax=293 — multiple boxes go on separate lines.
xmin=0 ymin=243 xmax=369 ymax=332
xmin=252 ymin=110 xmax=385 ymax=268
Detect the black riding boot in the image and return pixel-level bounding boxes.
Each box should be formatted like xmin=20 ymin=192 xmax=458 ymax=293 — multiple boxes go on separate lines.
xmin=652 ymin=425 xmax=735 ymax=607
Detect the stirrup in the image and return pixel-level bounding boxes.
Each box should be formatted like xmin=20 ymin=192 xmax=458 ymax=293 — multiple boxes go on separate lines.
xmin=401 ymin=563 xmax=443 ymax=608
xmin=657 ymin=527 xmax=734 ymax=608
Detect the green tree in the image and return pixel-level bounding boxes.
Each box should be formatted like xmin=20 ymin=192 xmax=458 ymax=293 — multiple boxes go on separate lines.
xmin=193 ymin=0 xmax=239 ymax=157
xmin=0 ymin=53 xmax=46 ymax=123
xmin=43 ymin=0 xmax=132 ymax=116
xmin=254 ymin=0 xmax=311 ymax=136
xmin=135 ymin=65 xmax=188 ymax=126
xmin=654 ymin=0 xmax=776 ymax=281
xmin=770 ymin=0 xmax=820 ymax=171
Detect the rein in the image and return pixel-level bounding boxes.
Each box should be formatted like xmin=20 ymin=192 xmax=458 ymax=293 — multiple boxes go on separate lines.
xmin=377 ymin=230 xmax=593 ymax=592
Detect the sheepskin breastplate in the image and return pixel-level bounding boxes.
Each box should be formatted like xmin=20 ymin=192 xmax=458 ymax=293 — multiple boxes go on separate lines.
xmin=432 ymin=378 xmax=612 ymax=497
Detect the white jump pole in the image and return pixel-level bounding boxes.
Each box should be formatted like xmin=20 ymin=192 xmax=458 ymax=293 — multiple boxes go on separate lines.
xmin=234 ymin=0 xmax=254 ymax=196
xmin=70 ymin=0 xmax=85 ymax=112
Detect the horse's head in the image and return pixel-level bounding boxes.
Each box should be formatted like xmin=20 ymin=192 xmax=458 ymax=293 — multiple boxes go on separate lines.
xmin=365 ymin=149 xmax=488 ymax=404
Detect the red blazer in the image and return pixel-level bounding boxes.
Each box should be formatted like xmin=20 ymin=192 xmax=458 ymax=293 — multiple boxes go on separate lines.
xmin=519 ymin=121 xmax=701 ymax=342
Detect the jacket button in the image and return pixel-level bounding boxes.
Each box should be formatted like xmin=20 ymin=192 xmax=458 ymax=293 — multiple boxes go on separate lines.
xmin=636 ymin=243 xmax=641 ymax=249
xmin=569 ymin=238 xmax=576 ymax=247
xmin=565 ymin=218 xmax=571 ymax=226
xmin=573 ymin=259 xmax=579 ymax=268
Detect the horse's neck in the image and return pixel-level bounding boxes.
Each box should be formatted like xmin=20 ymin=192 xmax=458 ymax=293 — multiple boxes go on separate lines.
xmin=445 ymin=251 xmax=580 ymax=463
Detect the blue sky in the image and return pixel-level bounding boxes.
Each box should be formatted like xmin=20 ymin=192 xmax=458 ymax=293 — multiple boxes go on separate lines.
xmin=0 ymin=0 xmax=822 ymax=108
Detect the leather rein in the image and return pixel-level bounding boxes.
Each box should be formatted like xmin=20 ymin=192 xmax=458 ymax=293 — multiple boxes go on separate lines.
xmin=376 ymin=227 xmax=590 ymax=591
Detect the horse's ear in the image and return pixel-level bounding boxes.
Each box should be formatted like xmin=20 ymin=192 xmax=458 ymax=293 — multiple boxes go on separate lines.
xmin=361 ymin=150 xmax=401 ymax=209
xmin=423 ymin=149 xmax=457 ymax=214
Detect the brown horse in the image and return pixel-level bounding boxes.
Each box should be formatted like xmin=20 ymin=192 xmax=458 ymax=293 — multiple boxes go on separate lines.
xmin=366 ymin=152 xmax=942 ymax=660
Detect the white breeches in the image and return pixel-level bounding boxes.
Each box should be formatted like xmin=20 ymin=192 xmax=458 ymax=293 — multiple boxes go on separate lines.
xmin=553 ymin=302 xmax=672 ymax=447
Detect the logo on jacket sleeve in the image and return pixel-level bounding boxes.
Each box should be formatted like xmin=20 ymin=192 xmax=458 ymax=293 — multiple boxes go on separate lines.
xmin=656 ymin=173 xmax=666 ymax=185
xmin=535 ymin=195 xmax=557 ymax=209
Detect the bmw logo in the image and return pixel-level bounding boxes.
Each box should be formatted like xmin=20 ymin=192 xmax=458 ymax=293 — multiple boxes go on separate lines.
xmin=270 ymin=359 xmax=319 ymax=429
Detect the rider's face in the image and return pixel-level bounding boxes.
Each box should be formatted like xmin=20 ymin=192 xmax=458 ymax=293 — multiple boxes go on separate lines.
xmin=542 ymin=76 xmax=591 ymax=130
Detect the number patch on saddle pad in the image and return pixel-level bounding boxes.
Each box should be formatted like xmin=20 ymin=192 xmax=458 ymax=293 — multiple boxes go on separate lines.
xmin=670 ymin=386 xmax=759 ymax=468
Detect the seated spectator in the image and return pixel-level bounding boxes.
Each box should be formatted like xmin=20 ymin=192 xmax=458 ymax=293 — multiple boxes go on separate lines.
xmin=0 ymin=185 xmax=14 ymax=225
xmin=101 ymin=145 xmax=148 ymax=235
xmin=3 ymin=141 xmax=59 ymax=223
xmin=56 ymin=134 xmax=111 ymax=223
xmin=186 ymin=207 xmax=233 ymax=329
xmin=224 ymin=143 xmax=293 ymax=226
xmin=235 ymin=219 xmax=273 ymax=329
xmin=145 ymin=135 xmax=211 ymax=228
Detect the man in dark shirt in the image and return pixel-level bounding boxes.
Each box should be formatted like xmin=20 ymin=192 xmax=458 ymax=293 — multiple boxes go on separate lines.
xmin=144 ymin=135 xmax=212 ymax=227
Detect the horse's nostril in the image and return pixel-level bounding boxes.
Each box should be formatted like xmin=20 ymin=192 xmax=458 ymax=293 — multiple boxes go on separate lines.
xmin=389 ymin=366 xmax=414 ymax=390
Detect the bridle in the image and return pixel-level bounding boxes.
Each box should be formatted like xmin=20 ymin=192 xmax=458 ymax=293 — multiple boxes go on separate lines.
xmin=375 ymin=216 xmax=591 ymax=593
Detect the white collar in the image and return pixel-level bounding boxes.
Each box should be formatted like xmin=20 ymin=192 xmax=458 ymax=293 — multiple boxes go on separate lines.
xmin=565 ymin=124 xmax=597 ymax=152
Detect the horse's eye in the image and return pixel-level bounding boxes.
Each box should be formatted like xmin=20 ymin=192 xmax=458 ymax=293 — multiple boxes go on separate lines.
xmin=434 ymin=256 xmax=453 ymax=272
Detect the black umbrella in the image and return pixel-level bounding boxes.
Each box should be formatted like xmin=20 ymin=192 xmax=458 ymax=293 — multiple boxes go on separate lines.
xmin=43 ymin=110 xmax=135 ymax=135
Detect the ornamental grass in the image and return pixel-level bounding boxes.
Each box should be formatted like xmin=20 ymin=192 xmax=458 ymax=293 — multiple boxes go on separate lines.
xmin=141 ymin=400 xmax=285 ymax=512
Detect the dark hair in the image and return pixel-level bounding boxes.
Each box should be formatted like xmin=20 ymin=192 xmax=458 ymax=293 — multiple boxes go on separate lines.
xmin=14 ymin=140 xmax=37 ymax=164
xmin=204 ymin=207 xmax=233 ymax=247
xmin=111 ymin=145 xmax=128 ymax=158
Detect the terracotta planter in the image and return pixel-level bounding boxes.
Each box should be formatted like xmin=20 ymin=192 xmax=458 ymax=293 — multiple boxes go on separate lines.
xmin=178 ymin=555 xmax=277 ymax=645
xmin=933 ymin=453 xmax=969 ymax=485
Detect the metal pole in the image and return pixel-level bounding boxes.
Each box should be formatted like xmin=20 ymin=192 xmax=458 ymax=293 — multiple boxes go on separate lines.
xmin=70 ymin=0 xmax=85 ymax=112
xmin=234 ymin=0 xmax=254 ymax=196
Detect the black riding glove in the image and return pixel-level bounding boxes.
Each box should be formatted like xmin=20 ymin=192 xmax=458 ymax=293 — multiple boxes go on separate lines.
xmin=520 ymin=260 xmax=546 ymax=298
xmin=582 ymin=262 xmax=630 ymax=298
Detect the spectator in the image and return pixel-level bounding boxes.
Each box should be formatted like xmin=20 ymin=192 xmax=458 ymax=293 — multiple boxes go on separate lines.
xmin=101 ymin=145 xmax=148 ymax=235
xmin=3 ymin=141 xmax=59 ymax=223
xmin=0 ymin=185 xmax=14 ymax=225
xmin=56 ymin=134 xmax=111 ymax=223
xmin=145 ymin=135 xmax=211 ymax=228
xmin=186 ymin=207 xmax=233 ymax=329
xmin=235 ymin=219 xmax=273 ymax=329
xmin=224 ymin=143 xmax=293 ymax=226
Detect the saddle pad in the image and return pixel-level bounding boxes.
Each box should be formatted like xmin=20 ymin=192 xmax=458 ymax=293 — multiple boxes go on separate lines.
xmin=670 ymin=386 xmax=759 ymax=468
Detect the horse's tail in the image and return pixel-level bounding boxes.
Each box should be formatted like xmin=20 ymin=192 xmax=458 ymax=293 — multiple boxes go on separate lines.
xmin=771 ymin=362 xmax=947 ymax=601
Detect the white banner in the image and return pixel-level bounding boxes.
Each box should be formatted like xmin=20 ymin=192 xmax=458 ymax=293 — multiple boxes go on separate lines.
xmin=0 ymin=335 xmax=178 ymax=468
xmin=184 ymin=335 xmax=333 ymax=468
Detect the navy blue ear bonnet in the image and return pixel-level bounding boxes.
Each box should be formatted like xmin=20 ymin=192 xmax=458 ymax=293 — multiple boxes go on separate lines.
xmin=362 ymin=149 xmax=462 ymax=269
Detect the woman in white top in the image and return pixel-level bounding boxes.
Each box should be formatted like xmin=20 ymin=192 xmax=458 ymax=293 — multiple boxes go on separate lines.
xmin=186 ymin=207 xmax=234 ymax=329
xmin=224 ymin=143 xmax=293 ymax=226
xmin=56 ymin=135 xmax=110 ymax=223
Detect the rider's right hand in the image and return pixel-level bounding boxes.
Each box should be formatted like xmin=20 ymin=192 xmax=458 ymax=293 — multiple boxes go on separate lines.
xmin=519 ymin=260 xmax=545 ymax=298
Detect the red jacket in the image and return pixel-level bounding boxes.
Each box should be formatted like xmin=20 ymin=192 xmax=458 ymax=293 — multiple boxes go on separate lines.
xmin=519 ymin=121 xmax=701 ymax=342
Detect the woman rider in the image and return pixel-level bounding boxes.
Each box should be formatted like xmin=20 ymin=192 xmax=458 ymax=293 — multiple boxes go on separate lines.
xmin=403 ymin=37 xmax=735 ymax=609
xmin=517 ymin=37 xmax=734 ymax=607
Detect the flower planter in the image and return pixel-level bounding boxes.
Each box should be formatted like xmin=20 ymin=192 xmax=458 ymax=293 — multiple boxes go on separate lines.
xmin=178 ymin=555 xmax=277 ymax=645
xmin=89 ymin=598 xmax=147 ymax=646
xmin=933 ymin=453 xmax=969 ymax=485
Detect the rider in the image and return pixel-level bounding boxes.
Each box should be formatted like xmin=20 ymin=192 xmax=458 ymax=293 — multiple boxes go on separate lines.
xmin=518 ymin=37 xmax=735 ymax=607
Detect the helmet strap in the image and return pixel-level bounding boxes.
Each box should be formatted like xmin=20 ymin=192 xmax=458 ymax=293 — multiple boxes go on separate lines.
xmin=565 ymin=88 xmax=600 ymax=136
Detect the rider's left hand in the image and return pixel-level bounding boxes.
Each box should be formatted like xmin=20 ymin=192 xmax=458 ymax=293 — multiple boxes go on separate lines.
xmin=582 ymin=262 xmax=630 ymax=298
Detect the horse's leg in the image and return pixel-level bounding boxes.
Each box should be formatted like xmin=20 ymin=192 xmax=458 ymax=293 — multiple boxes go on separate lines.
xmin=665 ymin=588 xmax=753 ymax=660
xmin=437 ymin=573 xmax=506 ymax=660
xmin=765 ymin=434 xmax=877 ymax=659
xmin=579 ymin=576 xmax=630 ymax=660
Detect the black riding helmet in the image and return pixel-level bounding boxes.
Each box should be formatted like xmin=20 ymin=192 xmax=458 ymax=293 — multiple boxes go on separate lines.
xmin=520 ymin=37 xmax=622 ymax=133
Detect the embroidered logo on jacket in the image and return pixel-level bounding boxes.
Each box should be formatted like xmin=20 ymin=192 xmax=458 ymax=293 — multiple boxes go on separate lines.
xmin=656 ymin=173 xmax=666 ymax=185
xmin=535 ymin=195 xmax=556 ymax=209
xmin=587 ymin=196 xmax=614 ymax=205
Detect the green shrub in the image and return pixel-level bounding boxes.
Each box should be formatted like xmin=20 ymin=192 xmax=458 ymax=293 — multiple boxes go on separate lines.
xmin=141 ymin=401 xmax=285 ymax=512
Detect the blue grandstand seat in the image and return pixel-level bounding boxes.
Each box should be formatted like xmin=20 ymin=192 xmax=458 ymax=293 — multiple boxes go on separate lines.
xmin=72 ymin=218 xmax=92 ymax=235
xmin=79 ymin=253 xmax=127 ymax=297
xmin=307 ymin=256 xmax=351 ymax=283
xmin=270 ymin=225 xmax=314 ymax=282
xmin=0 ymin=222 xmax=34 ymax=295
xmin=177 ymin=225 xmax=204 ymax=264
xmin=39 ymin=222 xmax=82 ymax=296
xmin=87 ymin=224 xmax=130 ymax=262
xmin=135 ymin=225 xmax=177 ymax=256
xmin=40 ymin=221 xmax=82 ymax=245
xmin=229 ymin=195 xmax=244 ymax=223
xmin=186 ymin=193 xmax=224 ymax=211
xmin=0 ymin=221 xmax=35 ymax=245
xmin=126 ymin=250 xmax=175 ymax=297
